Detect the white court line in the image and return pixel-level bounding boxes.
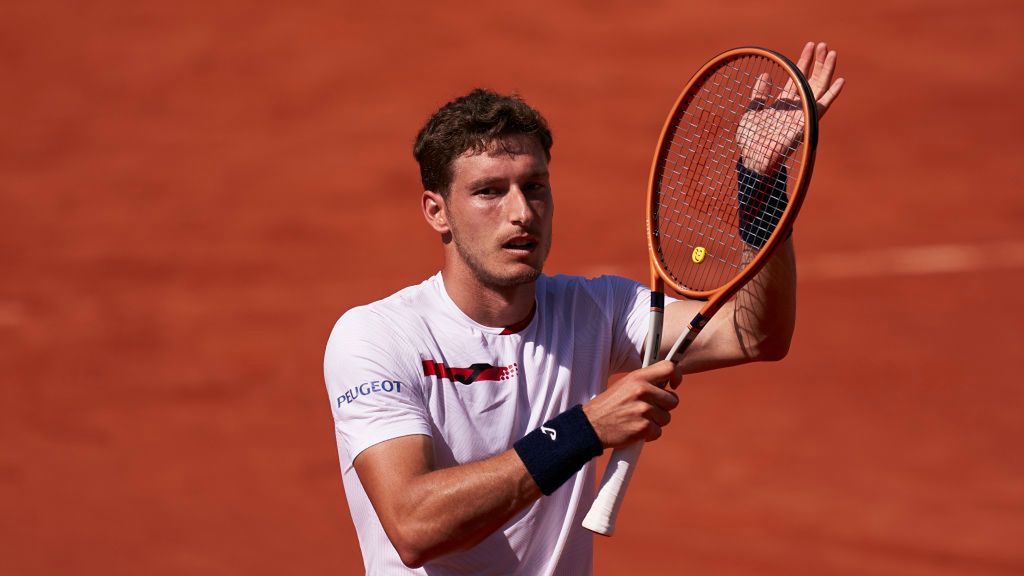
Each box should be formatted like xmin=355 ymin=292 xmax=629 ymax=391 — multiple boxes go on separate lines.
xmin=580 ymin=241 xmax=1024 ymax=283
xmin=801 ymin=241 xmax=1024 ymax=280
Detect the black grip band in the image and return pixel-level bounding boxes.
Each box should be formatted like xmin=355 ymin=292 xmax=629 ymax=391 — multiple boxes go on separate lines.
xmin=650 ymin=291 xmax=665 ymax=309
xmin=513 ymin=405 xmax=604 ymax=496
xmin=736 ymin=159 xmax=788 ymax=249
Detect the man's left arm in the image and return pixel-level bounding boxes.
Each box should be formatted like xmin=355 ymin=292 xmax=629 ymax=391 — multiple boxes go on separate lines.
xmin=662 ymin=236 xmax=796 ymax=373
xmin=658 ymin=41 xmax=843 ymax=373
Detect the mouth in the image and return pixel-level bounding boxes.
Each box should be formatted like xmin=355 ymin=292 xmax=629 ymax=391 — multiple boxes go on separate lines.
xmin=502 ymin=235 xmax=539 ymax=253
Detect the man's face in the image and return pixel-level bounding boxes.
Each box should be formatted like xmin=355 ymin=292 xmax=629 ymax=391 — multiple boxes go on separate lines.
xmin=441 ymin=135 xmax=553 ymax=289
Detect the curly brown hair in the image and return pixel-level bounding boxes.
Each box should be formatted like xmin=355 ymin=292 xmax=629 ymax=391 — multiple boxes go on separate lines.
xmin=413 ymin=89 xmax=553 ymax=196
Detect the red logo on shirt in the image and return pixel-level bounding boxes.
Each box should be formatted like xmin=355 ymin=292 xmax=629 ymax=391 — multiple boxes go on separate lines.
xmin=422 ymin=360 xmax=518 ymax=385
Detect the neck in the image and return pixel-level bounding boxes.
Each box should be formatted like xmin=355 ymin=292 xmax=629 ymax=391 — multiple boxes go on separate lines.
xmin=440 ymin=265 xmax=537 ymax=329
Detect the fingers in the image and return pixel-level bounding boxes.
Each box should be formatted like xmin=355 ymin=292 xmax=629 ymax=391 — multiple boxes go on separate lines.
xmin=804 ymin=42 xmax=839 ymax=96
xmin=749 ymin=73 xmax=771 ymax=109
xmin=812 ymin=42 xmax=829 ymax=77
xmin=817 ymin=76 xmax=845 ymax=118
xmin=647 ymin=405 xmax=672 ymax=428
xmin=647 ymin=358 xmax=684 ymax=389
xmin=584 ymin=361 xmax=682 ymax=447
xmin=811 ymin=45 xmax=836 ymax=94
xmin=795 ymin=41 xmax=815 ymax=76
xmin=634 ymin=396 xmax=674 ymax=443
xmin=643 ymin=421 xmax=664 ymax=442
xmin=806 ymin=42 xmax=842 ymax=118
xmin=778 ymin=77 xmax=798 ymax=103
xmin=752 ymin=43 xmax=840 ymax=107
xmin=640 ymin=402 xmax=674 ymax=442
xmin=782 ymin=42 xmax=815 ymax=102
xmin=635 ymin=360 xmax=681 ymax=392
xmin=794 ymin=41 xmax=844 ymax=119
xmin=633 ymin=360 xmax=681 ymax=431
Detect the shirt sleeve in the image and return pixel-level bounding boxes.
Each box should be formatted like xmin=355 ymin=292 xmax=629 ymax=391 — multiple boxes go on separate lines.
xmin=324 ymin=306 xmax=431 ymax=470
xmin=589 ymin=275 xmax=677 ymax=374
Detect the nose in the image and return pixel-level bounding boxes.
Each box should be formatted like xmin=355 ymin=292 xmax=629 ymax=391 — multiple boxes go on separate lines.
xmin=507 ymin=186 xmax=534 ymax=226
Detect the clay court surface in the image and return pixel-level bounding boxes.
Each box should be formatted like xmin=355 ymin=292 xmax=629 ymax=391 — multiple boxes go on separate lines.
xmin=2 ymin=1 xmax=1023 ymax=574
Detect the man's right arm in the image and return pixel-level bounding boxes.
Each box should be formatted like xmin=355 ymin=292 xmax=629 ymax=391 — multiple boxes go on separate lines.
xmin=351 ymin=360 xmax=681 ymax=568
xmin=354 ymin=435 xmax=539 ymax=568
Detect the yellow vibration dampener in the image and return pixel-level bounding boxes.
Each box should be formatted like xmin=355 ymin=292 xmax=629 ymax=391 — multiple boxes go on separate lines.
xmin=692 ymin=246 xmax=706 ymax=263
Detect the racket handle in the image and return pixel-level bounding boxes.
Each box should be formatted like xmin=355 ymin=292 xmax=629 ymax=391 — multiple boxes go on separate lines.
xmin=582 ymin=441 xmax=643 ymax=535
xmin=583 ymin=292 xmax=664 ymax=536
xmin=583 ymin=317 xmax=702 ymax=536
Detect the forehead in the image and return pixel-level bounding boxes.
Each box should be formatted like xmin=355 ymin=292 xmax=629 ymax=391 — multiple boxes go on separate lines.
xmin=450 ymin=135 xmax=548 ymax=182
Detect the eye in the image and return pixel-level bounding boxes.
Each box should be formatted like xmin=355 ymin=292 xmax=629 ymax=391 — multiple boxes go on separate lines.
xmin=474 ymin=187 xmax=500 ymax=197
xmin=523 ymin=182 xmax=550 ymax=196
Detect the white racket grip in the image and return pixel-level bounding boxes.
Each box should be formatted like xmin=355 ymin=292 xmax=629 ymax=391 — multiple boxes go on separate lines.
xmin=582 ymin=299 xmax=663 ymax=536
xmin=582 ymin=441 xmax=643 ymax=535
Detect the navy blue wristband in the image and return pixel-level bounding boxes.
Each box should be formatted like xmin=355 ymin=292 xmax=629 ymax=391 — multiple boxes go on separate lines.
xmin=513 ymin=405 xmax=604 ymax=496
xmin=736 ymin=159 xmax=789 ymax=249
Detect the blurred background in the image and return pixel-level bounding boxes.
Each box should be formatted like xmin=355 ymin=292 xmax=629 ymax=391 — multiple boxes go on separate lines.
xmin=2 ymin=1 xmax=1022 ymax=574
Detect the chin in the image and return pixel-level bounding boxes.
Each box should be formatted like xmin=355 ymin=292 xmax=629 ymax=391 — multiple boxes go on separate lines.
xmin=476 ymin=262 xmax=543 ymax=289
xmin=494 ymin=267 xmax=542 ymax=288
xmin=455 ymin=240 xmax=547 ymax=289
xmin=511 ymin=267 xmax=543 ymax=284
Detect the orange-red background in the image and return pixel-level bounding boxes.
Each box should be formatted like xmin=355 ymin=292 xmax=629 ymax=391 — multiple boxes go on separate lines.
xmin=3 ymin=1 xmax=1022 ymax=574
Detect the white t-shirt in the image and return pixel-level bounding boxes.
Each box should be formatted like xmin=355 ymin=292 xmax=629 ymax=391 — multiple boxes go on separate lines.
xmin=324 ymin=272 xmax=654 ymax=575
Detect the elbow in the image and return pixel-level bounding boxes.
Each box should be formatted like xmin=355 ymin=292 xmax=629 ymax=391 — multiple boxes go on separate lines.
xmin=755 ymin=336 xmax=791 ymax=362
xmin=397 ymin=548 xmax=427 ymax=570
xmin=395 ymin=541 xmax=452 ymax=569
xmin=750 ymin=309 xmax=795 ymax=363
xmin=753 ymin=322 xmax=794 ymax=362
xmin=389 ymin=524 xmax=442 ymax=569
xmin=728 ymin=293 xmax=796 ymax=364
xmin=740 ymin=320 xmax=793 ymax=363
xmin=389 ymin=529 xmax=428 ymax=568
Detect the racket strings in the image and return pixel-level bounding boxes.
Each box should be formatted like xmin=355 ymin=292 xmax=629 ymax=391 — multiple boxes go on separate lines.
xmin=653 ymin=55 xmax=805 ymax=293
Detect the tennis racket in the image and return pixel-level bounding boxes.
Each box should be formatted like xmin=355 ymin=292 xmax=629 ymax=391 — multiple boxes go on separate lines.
xmin=582 ymin=46 xmax=821 ymax=536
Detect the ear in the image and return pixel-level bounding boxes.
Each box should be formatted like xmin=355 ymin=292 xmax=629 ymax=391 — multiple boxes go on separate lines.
xmin=422 ymin=190 xmax=450 ymax=234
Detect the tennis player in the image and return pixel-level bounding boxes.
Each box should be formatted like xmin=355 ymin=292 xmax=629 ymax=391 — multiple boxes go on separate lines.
xmin=325 ymin=42 xmax=842 ymax=576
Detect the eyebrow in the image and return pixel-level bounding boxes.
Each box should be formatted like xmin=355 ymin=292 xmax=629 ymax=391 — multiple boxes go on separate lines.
xmin=466 ymin=170 xmax=550 ymax=191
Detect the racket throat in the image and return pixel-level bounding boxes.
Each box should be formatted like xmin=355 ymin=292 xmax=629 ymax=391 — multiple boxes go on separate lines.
xmin=667 ymin=313 xmax=707 ymax=364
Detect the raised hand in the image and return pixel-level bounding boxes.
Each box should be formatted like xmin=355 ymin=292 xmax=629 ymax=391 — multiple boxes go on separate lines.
xmin=736 ymin=42 xmax=845 ymax=175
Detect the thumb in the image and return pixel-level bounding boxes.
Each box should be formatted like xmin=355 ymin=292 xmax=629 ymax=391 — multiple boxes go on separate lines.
xmin=649 ymin=359 xmax=684 ymax=389
xmin=638 ymin=359 xmax=677 ymax=386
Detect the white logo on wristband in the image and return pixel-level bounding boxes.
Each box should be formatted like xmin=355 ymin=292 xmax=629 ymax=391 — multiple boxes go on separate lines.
xmin=541 ymin=426 xmax=557 ymax=441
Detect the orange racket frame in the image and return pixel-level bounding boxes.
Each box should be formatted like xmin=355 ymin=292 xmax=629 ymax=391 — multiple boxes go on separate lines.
xmin=583 ymin=46 xmax=819 ymax=536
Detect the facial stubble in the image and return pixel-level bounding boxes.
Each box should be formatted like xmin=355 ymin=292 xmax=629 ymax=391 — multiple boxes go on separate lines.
xmin=447 ymin=210 xmax=548 ymax=289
